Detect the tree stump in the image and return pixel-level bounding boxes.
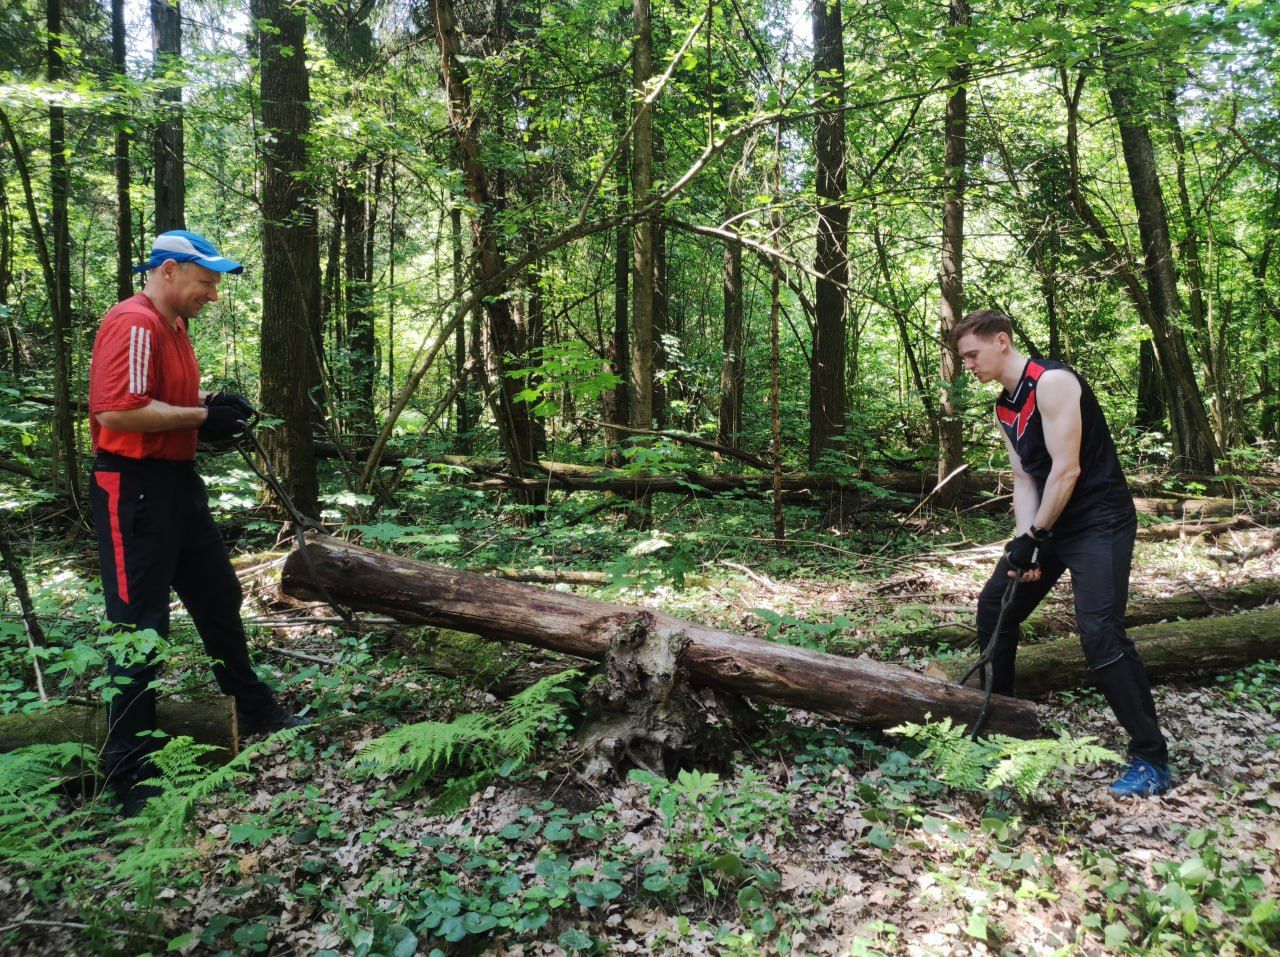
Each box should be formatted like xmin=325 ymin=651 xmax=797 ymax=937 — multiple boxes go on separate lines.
xmin=577 ymin=612 xmax=747 ymax=781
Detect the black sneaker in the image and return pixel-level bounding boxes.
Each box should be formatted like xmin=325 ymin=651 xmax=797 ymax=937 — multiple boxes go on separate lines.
xmin=239 ymin=703 xmax=311 ymax=737
xmin=106 ymin=777 xmax=163 ymax=818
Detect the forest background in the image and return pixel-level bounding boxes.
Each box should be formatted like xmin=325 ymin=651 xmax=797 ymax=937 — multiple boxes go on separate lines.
xmin=1 ymin=0 xmax=1279 ymax=953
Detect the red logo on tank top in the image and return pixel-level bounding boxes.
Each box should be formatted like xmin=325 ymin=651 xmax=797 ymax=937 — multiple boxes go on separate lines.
xmin=997 ymin=361 xmax=1045 ymax=441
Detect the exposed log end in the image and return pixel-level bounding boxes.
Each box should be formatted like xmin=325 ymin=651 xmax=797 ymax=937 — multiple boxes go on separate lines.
xmin=577 ymin=612 xmax=746 ymax=781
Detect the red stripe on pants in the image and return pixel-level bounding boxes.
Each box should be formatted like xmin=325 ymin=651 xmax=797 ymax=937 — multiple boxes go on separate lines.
xmin=94 ymin=472 xmax=130 ymax=604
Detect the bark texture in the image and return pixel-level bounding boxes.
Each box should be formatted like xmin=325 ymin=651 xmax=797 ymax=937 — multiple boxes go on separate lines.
xmin=629 ymin=0 xmax=656 ymax=432
xmin=254 ymin=0 xmax=322 ymax=515
xmin=111 ymin=0 xmax=133 ymax=301
xmin=281 ymin=536 xmax=1042 ymax=736
xmin=432 ymin=0 xmax=539 ymax=484
xmin=937 ymin=0 xmax=970 ymax=486
xmin=47 ymin=0 xmax=80 ymax=503
xmin=150 ymin=0 xmax=185 ymax=232
xmin=809 ymin=0 xmax=848 ymax=468
xmin=1099 ymin=55 xmax=1217 ymax=472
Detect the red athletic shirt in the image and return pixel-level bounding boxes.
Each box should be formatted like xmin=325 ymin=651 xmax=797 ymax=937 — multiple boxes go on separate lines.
xmin=88 ymin=293 xmax=201 ymax=461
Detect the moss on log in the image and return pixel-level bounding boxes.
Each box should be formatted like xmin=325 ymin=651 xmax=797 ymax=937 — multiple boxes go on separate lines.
xmin=0 ymin=697 xmax=239 ymax=758
xmin=926 ymin=608 xmax=1280 ymax=697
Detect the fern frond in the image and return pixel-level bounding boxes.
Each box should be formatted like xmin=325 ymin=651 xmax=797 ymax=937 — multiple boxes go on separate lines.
xmin=984 ymin=732 xmax=1122 ymax=799
xmin=352 ymin=669 xmax=582 ymax=804
xmin=890 ymin=719 xmax=1122 ymax=800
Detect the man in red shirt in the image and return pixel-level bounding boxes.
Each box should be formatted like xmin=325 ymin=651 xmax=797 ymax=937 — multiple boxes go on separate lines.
xmin=89 ymin=230 xmax=305 ymax=815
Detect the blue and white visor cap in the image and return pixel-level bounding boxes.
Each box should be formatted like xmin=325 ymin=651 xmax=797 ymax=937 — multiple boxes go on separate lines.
xmin=134 ymin=230 xmax=244 ymax=274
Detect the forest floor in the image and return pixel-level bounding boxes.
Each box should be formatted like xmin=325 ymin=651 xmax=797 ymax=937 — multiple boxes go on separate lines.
xmin=1 ymin=513 xmax=1278 ymax=956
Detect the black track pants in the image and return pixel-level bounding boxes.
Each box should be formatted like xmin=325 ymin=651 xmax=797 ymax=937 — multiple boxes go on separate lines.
xmin=975 ymin=512 xmax=1168 ymax=765
xmin=90 ymin=453 xmax=276 ymax=789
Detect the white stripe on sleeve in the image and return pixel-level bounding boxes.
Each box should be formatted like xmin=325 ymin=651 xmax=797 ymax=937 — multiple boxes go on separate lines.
xmin=128 ymin=326 xmax=152 ymax=395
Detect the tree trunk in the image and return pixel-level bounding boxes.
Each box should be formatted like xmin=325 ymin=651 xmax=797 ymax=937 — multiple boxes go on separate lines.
xmin=809 ymin=0 xmax=847 ymax=468
xmin=603 ymin=109 xmax=631 ymax=464
xmin=431 ymin=0 xmax=538 ymax=488
xmin=281 ymin=536 xmax=1042 ymax=736
xmin=451 ymin=204 xmax=472 ymax=453
xmin=629 ymin=0 xmax=656 ymax=433
xmin=1135 ymin=338 xmax=1166 ymax=431
xmin=150 ymin=0 xmax=185 ymax=232
xmin=718 ymin=198 xmax=744 ymax=449
xmin=343 ymin=161 xmax=376 ymax=435
xmin=937 ymin=0 xmax=969 ymax=487
xmin=0 ymin=180 xmax=14 ymax=374
xmin=253 ymin=0 xmax=321 ymax=516
xmin=111 ymin=0 xmax=133 ymax=300
xmin=1103 ymin=53 xmax=1217 ymax=472
xmin=927 ymin=608 xmax=1280 ymax=697
xmin=1166 ymin=91 xmax=1229 ymax=450
xmin=652 ymin=220 xmax=669 ymax=430
xmin=47 ymin=0 xmax=80 ymax=505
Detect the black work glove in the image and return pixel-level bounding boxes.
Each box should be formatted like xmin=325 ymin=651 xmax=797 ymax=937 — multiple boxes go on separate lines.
xmin=204 ymin=391 xmax=256 ymax=420
xmin=199 ymin=404 xmax=248 ymax=442
xmin=1004 ymin=532 xmax=1042 ymax=572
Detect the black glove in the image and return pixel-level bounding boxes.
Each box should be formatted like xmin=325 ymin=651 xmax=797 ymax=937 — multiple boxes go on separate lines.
xmin=199 ymin=404 xmax=248 ymax=442
xmin=1004 ymin=532 xmax=1042 ymax=572
xmin=205 ymin=391 xmax=256 ymax=420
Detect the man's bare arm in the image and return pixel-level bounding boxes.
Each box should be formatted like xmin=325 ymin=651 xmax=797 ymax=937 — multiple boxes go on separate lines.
xmin=998 ymin=408 xmax=1040 ymax=535
xmin=1031 ymin=369 xmax=1083 ymax=531
xmin=97 ymin=400 xmax=207 ymax=433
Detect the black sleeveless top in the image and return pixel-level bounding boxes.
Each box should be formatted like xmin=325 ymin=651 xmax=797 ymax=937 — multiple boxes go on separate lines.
xmin=996 ymin=359 xmax=1134 ymax=532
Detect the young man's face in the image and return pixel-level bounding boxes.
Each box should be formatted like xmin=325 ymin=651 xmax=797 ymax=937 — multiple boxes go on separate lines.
xmin=955 ymin=331 xmax=1008 ymax=384
xmin=163 ymin=261 xmax=222 ymax=319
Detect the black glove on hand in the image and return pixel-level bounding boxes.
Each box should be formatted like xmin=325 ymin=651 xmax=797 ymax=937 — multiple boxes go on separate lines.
xmin=1004 ymin=532 xmax=1041 ymax=572
xmin=204 ymin=391 xmax=256 ymax=420
xmin=199 ymin=404 xmax=248 ymax=442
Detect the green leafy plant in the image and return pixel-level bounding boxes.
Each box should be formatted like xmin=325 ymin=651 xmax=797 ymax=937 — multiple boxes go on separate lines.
xmin=751 ymin=609 xmax=859 ymax=653
xmin=0 ymin=743 xmax=103 ymax=902
xmin=353 ymin=669 xmax=581 ymax=807
xmin=1081 ymin=828 xmax=1280 ymax=954
xmin=508 ymin=341 xmax=621 ymax=418
xmin=889 ymin=717 xmax=1122 ymax=799
xmin=629 ymin=768 xmax=787 ymax=937
xmin=1217 ymin=661 xmax=1280 ymax=715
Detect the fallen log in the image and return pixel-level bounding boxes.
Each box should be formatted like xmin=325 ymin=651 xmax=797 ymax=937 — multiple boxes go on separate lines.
xmin=1132 ymin=497 xmax=1245 ymax=519
xmin=925 ymin=608 xmax=1280 ymax=697
xmin=0 ymin=697 xmax=238 ymax=757
xmin=1136 ymin=514 xmax=1280 ymax=541
xmin=909 ymin=578 xmax=1280 ymax=647
xmin=281 ymin=536 xmax=1041 ymax=737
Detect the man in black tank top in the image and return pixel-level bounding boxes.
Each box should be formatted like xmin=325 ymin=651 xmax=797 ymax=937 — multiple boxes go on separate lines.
xmin=952 ymin=309 xmax=1171 ymax=798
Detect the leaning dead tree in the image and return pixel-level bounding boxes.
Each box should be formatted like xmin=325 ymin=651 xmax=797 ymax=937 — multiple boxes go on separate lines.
xmin=280 ymin=536 xmax=1042 ymax=749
